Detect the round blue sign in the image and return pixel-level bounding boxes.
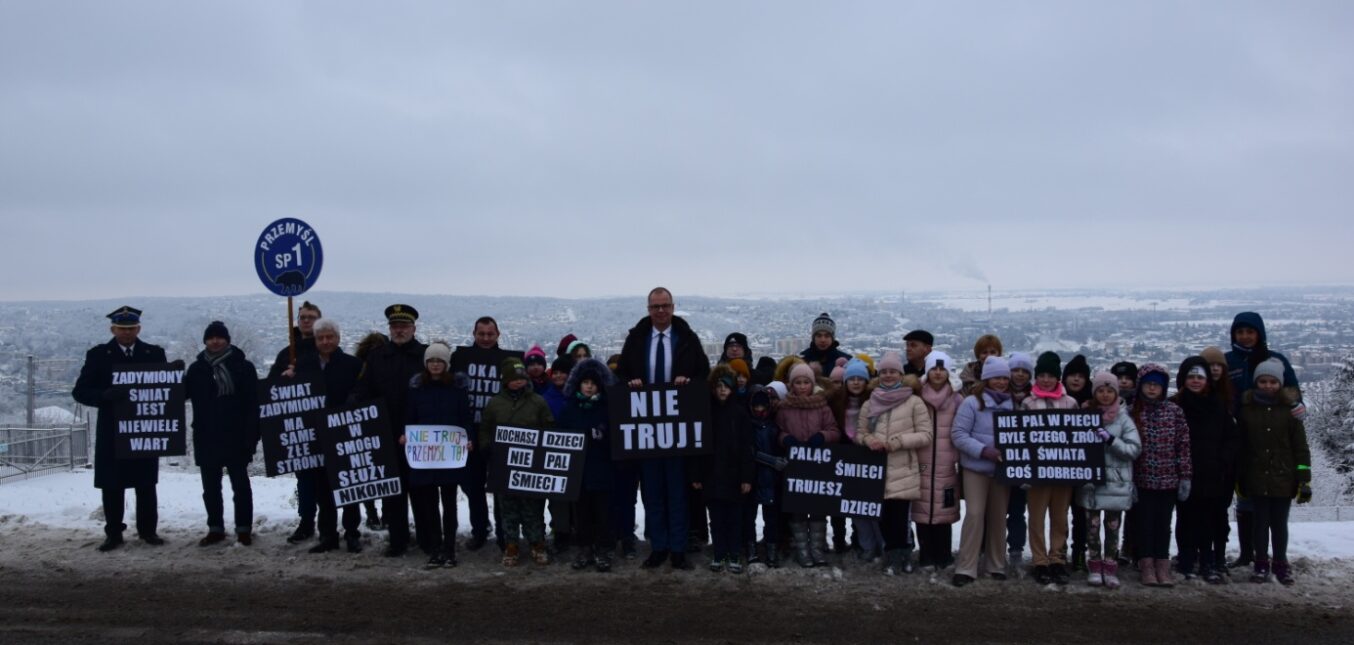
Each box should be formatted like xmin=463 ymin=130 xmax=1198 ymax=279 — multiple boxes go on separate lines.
xmin=255 ymin=218 xmax=323 ymax=297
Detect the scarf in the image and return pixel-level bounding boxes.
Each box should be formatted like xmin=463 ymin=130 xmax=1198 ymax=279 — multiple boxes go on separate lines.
xmin=921 ymin=382 xmax=955 ymax=411
xmin=1100 ymin=399 xmax=1121 ymax=425
xmin=868 ymin=382 xmax=912 ymax=415
xmin=205 ymin=347 xmax=235 ymax=397
xmin=984 ymin=388 xmax=1011 ymax=405
xmin=1252 ymin=391 xmax=1276 ymax=406
xmin=1030 ymin=382 xmax=1066 ymax=400
xmin=574 ymin=391 xmax=601 ymax=409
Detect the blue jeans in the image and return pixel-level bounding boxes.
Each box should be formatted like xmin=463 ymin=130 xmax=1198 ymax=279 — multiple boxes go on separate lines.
xmin=640 ymin=457 xmax=688 ymax=552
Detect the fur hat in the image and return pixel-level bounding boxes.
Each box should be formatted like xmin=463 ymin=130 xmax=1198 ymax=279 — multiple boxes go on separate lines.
xmin=424 ymin=341 xmax=452 ymax=365
xmin=789 ymin=362 xmax=815 ymax=384
xmin=982 ymin=356 xmax=1011 ymax=381
xmin=500 ymin=357 xmax=528 ymax=385
xmin=811 ymin=312 xmax=836 ymax=337
xmin=878 ymin=350 xmax=905 ymax=374
xmin=973 ymin=334 xmax=1003 ymax=359
xmin=925 ymin=350 xmax=954 ymax=375
xmin=904 ymin=330 xmax=934 ymax=346
xmin=1064 ymin=354 xmax=1090 ymax=379
xmin=1009 ymin=352 xmax=1035 ymax=374
xmin=727 ymin=358 xmax=750 ymax=381
xmin=843 ymin=358 xmax=871 ymax=383
xmin=1035 ymin=352 xmax=1062 ymax=378
xmin=774 ymin=356 xmax=806 ymax=384
xmin=564 ymin=358 xmax=618 ymax=398
xmin=523 ymin=344 xmax=548 ymax=367
xmin=1254 ymin=358 xmax=1285 ymax=385
xmin=203 ymin=320 xmax=230 ymax=343
xmin=1092 ymin=372 xmax=1118 ymax=394
xmin=1200 ymin=346 xmax=1226 ymax=367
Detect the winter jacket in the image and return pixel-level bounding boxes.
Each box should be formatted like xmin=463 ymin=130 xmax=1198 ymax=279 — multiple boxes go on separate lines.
xmin=1237 ymin=390 xmax=1311 ymax=499
xmin=691 ymin=397 xmax=755 ymax=501
xmin=776 ymin=392 xmax=840 ymax=447
xmin=750 ymin=410 xmax=783 ymax=505
xmin=951 ymin=391 xmax=1015 ymax=477
xmin=617 ymin=315 xmax=710 ymax=385
xmin=1075 ymin=404 xmax=1142 ymax=511
xmin=268 ymin=328 xmax=317 ymax=379
xmin=405 ymin=375 xmax=475 ymax=487
xmin=800 ymin=342 xmax=851 ymax=381
xmin=480 ymin=387 xmax=554 ymax=448
xmin=351 ymin=338 xmax=429 ymax=436
xmin=292 ymin=349 xmax=363 ymax=410
xmin=557 ymin=359 xmax=620 ymax=493
xmin=1224 ymin=312 xmax=1302 ymax=408
xmin=542 ymin=384 xmax=568 ymax=420
xmin=184 ymin=346 xmax=260 ymax=469
xmin=855 ymin=388 xmax=933 ymax=501
xmin=1171 ymin=388 xmax=1240 ymax=499
xmin=72 ymin=339 xmax=168 ymax=489
xmin=914 ymin=384 xmax=964 ymax=525
xmin=1132 ymin=397 xmax=1193 ymax=491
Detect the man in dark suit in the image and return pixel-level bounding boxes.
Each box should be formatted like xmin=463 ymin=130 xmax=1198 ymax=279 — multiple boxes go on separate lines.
xmin=72 ymin=306 xmax=169 ymax=551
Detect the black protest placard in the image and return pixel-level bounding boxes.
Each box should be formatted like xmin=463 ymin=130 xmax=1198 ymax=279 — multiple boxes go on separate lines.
xmin=781 ymin=444 xmax=886 ymax=519
xmin=257 ymin=376 xmax=328 ymax=477
xmin=994 ymin=409 xmax=1107 ymax=486
xmin=323 ymin=401 xmax=402 ymax=506
xmin=112 ymin=363 xmax=187 ymax=458
xmin=605 ymin=384 xmax=712 ymax=460
xmin=449 ymin=346 xmax=525 ymax=426
xmin=488 ymin=425 xmax=587 ymax=501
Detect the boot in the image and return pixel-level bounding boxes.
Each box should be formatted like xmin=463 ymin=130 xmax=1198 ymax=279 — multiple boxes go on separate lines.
xmin=502 ymin=543 xmax=520 ymax=567
xmin=1154 ymin=558 xmax=1175 ymax=588
xmin=1103 ymin=560 xmax=1121 ymax=589
xmin=809 ymin=521 xmax=829 ymax=567
xmin=1071 ymin=550 xmax=1087 ymax=573
xmin=344 ymin=531 xmax=363 ymax=553
xmin=792 ymin=521 xmax=813 ymax=568
xmin=900 ymin=549 xmax=916 ymax=574
xmin=746 ymin=541 xmax=760 ymax=564
xmin=1250 ymin=557 xmax=1271 ymax=583
xmin=1139 ymin=558 xmax=1158 ymax=586
xmin=98 ymin=533 xmax=124 ymax=552
xmin=765 ymin=543 xmax=781 ymax=568
xmin=1087 ymin=559 xmax=1104 ymax=586
xmin=531 ymin=541 xmax=551 ymax=565
xmin=883 ymin=549 xmax=904 ymax=576
xmin=237 ymin=532 xmax=252 ymax=546
xmin=286 ymin=520 xmax=315 ymax=544
xmin=198 ymin=532 xmax=227 ymax=547
xmin=571 ymin=547 xmax=595 ymax=571
xmin=309 ymin=535 xmax=340 ymax=554
xmin=727 ymin=556 xmax=745 ymax=574
xmin=594 ymin=552 xmax=613 ymax=573
xmin=1273 ymin=559 xmax=1294 ymax=586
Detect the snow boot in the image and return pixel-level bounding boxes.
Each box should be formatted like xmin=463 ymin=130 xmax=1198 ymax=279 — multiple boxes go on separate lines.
xmin=572 ymin=548 xmax=595 ymax=571
xmin=594 ymin=552 xmax=613 ymax=573
xmin=1155 ymin=558 xmax=1176 ymax=588
xmin=502 ymin=543 xmax=520 ymax=567
xmin=765 ymin=543 xmax=782 ymax=568
xmin=1087 ymin=559 xmax=1104 ymax=586
xmin=728 ymin=556 xmax=745 ymax=574
xmin=1103 ymin=560 xmax=1121 ymax=589
xmin=792 ymin=521 xmax=813 ymax=568
xmin=198 ymin=532 xmax=227 ymax=547
xmin=883 ymin=549 xmax=904 ymax=576
xmin=531 ymin=542 xmax=551 ymax=565
xmin=1139 ymin=558 xmax=1158 ymax=587
xmin=745 ymin=541 xmax=760 ymax=564
xmin=1274 ymin=559 xmax=1294 ymax=586
xmin=286 ymin=520 xmax=315 ymax=545
xmin=809 ymin=521 xmax=829 ymax=567
xmin=98 ymin=534 xmax=124 ymax=552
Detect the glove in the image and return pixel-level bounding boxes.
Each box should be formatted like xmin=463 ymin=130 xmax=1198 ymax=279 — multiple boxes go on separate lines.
xmin=591 ymin=427 xmax=604 ymax=441
xmin=1096 ymin=428 xmax=1112 ymax=443
xmin=772 ymin=456 xmax=789 ymax=471
xmin=980 ymin=446 xmax=1001 ymax=462
xmin=1177 ymin=479 xmax=1192 ymax=502
xmin=782 ymin=435 xmax=800 ymax=449
xmin=1291 ymin=402 xmax=1308 ymax=420
xmin=807 ymin=433 xmax=826 ymax=448
xmin=1296 ymin=482 xmax=1313 ymax=504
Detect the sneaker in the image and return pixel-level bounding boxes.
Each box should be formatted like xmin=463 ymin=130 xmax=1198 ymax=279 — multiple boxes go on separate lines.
xmin=642 ymin=550 xmax=669 ymax=569
xmin=98 ymin=535 xmax=124 ymax=552
xmin=1202 ymin=567 xmax=1225 ymax=585
xmin=426 ymin=552 xmax=446 ymax=569
xmin=572 ymin=551 xmax=596 ymax=571
xmin=443 ymin=550 xmax=458 ymax=567
xmin=709 ymin=557 xmax=726 ymax=573
xmin=198 ymin=532 xmax=227 ymax=547
xmin=1273 ymin=559 xmax=1294 ymax=586
xmin=1033 ymin=565 xmax=1053 ymax=585
xmin=502 ymin=543 xmax=520 ymax=567
xmin=286 ymin=524 xmax=315 ymax=545
xmin=530 ymin=542 xmax=551 ymax=565
xmin=309 ymin=536 xmax=340 ymax=554
xmin=595 ymin=553 xmax=613 ymax=573
xmin=670 ymin=552 xmax=694 ymax=570
xmin=728 ymin=557 xmax=745 ymax=574
xmin=1250 ymin=559 xmax=1270 ymax=583
xmin=952 ymin=573 xmax=975 ymax=587
xmin=1051 ymin=563 xmax=1070 ymax=585
xmin=465 ymin=535 xmax=488 ymax=552
xmin=1087 ymin=559 xmax=1104 ymax=587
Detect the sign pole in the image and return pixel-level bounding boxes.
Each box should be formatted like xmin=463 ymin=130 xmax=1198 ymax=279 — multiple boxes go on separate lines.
xmin=287 ymin=295 xmax=296 ymax=368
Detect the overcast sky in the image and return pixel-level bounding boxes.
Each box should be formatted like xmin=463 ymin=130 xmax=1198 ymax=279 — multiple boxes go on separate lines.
xmin=2 ymin=1 xmax=1351 ymax=301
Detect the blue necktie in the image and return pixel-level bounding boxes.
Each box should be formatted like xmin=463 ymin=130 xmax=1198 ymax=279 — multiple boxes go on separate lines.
xmin=654 ymin=332 xmax=667 ymax=384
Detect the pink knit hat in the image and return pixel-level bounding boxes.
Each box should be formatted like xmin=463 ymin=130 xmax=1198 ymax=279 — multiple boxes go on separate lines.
xmin=878 ymin=350 xmax=905 ymax=374
xmin=1092 ymin=372 xmax=1118 ymax=394
xmin=789 ymin=362 xmax=815 ymax=384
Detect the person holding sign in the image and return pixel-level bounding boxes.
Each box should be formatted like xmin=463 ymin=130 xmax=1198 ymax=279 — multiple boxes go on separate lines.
xmin=854 ymin=351 xmax=933 ymax=576
xmin=1129 ymin=364 xmax=1192 ymax=588
xmin=482 ymin=357 xmax=555 ymax=566
xmin=271 ymin=301 xmax=323 ymax=544
xmin=690 ymin=366 xmax=755 ymax=574
xmin=1019 ymin=352 xmax=1079 ymax=586
xmin=1078 ymin=372 xmax=1141 ymax=589
xmin=403 ymin=342 xmax=474 ymax=568
xmin=72 ymin=306 xmax=168 ymax=551
xmin=617 ymin=287 xmax=711 ymax=571
xmin=776 ymin=362 xmax=841 ymax=568
xmin=950 ymin=356 xmax=1015 ymax=587
xmin=184 ymin=321 xmax=260 ymax=547
xmin=558 ymin=358 xmax=620 ymax=572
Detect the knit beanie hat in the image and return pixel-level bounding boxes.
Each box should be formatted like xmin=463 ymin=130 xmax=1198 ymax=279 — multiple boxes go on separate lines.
xmin=1035 ymin=352 xmax=1062 ymax=378
xmin=1009 ymin=352 xmax=1035 ymax=374
xmin=203 ymin=320 xmax=230 ymax=343
xmin=424 ymin=341 xmax=452 ymax=365
xmin=829 ymin=357 xmax=847 ymax=383
xmin=789 ymin=362 xmax=815 ymax=384
xmin=843 ymin=358 xmax=871 ymax=383
xmin=501 ymin=357 xmax=528 ymax=385
xmin=924 ymin=351 xmax=954 ymax=375
xmin=811 ymin=312 xmax=836 ymax=337
xmin=551 ymin=356 xmax=575 ymax=376
xmin=1138 ymin=364 xmax=1169 ymax=389
xmin=904 ymin=330 xmax=934 ymax=346
xmin=766 ymin=381 xmax=788 ymax=401
xmin=878 ymin=350 xmax=905 ymax=374
xmin=523 ymin=344 xmax=548 ymax=367
xmin=727 ymin=358 xmax=750 ymax=381
xmin=1111 ymin=361 xmax=1139 ymax=381
xmin=724 ymin=332 xmax=750 ymax=353
xmin=1253 ymin=358 xmax=1285 ymax=385
xmin=555 ymin=334 xmax=577 ymax=358
xmin=1064 ymin=354 xmax=1090 ymax=379
xmin=566 ymin=340 xmax=589 ymax=356
xmin=982 ymin=356 xmax=1011 ymax=381
xmin=1200 ymin=346 xmax=1226 ymax=367
xmin=1092 ymin=372 xmax=1118 ymax=394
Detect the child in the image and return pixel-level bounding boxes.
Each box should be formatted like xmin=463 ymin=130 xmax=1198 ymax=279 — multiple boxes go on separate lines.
xmin=1008 ymin=352 xmax=1035 ymax=407
xmin=403 ymin=342 xmax=475 ymax=568
xmin=915 ymin=351 xmax=964 ymax=573
xmin=693 ymin=366 xmax=755 ymax=573
xmin=856 ymin=351 xmax=933 ymax=575
xmin=559 ymin=358 xmax=618 ymax=572
xmin=1062 ymin=353 xmax=1093 ymax=571
xmin=833 ymin=358 xmax=883 ymax=561
xmin=1130 ymin=364 xmax=1192 ymax=587
xmin=960 ymin=335 xmax=1003 ymax=392
xmin=951 ymin=356 xmax=1015 ymax=587
xmin=481 ymin=357 xmax=555 ymax=566
xmin=1169 ymin=356 xmax=1238 ymax=584
xmin=777 ymin=362 xmax=841 ymax=567
xmin=1021 ymin=352 xmax=1079 ymax=585
xmin=746 ymin=385 xmax=786 ymax=567
xmin=1079 ymin=372 xmax=1141 ymax=589
xmin=1111 ymin=362 xmax=1138 ymax=407
xmin=1004 ymin=351 xmax=1035 ymax=564
xmin=1237 ymin=358 xmax=1312 ymax=585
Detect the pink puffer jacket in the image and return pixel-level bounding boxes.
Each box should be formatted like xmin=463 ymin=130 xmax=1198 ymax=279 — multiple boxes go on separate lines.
xmin=914 ymin=383 xmax=964 ymax=524
xmin=776 ymin=392 xmax=840 ymax=446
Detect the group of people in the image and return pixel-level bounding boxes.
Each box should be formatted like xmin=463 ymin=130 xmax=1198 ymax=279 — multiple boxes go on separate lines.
xmin=73 ymin=289 xmax=1313 ymax=589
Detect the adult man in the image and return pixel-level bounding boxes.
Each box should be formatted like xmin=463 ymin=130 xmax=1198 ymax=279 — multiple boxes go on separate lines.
xmin=618 ymin=287 xmax=711 ymax=570
xmin=72 ymin=306 xmax=168 ymax=551
xmin=903 ymin=330 xmax=934 ymax=378
xmin=719 ymin=332 xmax=753 ymax=365
xmin=455 ymin=315 xmax=506 ymax=551
xmin=274 ymin=301 xmax=323 ymax=544
xmin=351 ymin=304 xmax=429 ymax=557
xmin=800 ymin=313 xmax=850 ymax=378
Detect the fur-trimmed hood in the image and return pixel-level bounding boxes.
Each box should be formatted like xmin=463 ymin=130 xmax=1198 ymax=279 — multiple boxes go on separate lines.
xmin=564 ymin=357 xmax=618 ymax=398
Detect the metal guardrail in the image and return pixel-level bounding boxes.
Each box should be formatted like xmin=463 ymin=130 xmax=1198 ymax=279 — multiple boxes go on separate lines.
xmin=0 ymin=422 xmax=91 ymax=483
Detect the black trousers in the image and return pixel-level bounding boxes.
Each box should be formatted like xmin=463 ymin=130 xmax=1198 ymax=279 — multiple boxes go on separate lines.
xmin=1177 ymin=494 xmax=1230 ymax=572
xmin=575 ymin=490 xmax=613 ymax=552
xmin=1252 ymin=496 xmax=1292 ymax=562
xmin=881 ymin=500 xmax=912 ymax=552
xmin=411 ymin=484 xmax=459 ymax=554
xmin=1070 ymin=498 xmax=1087 ymax=557
xmin=688 ymin=486 xmax=708 ymax=544
xmin=916 ymin=522 xmax=953 ymax=566
xmin=384 ymin=474 xmax=415 ymax=550
xmin=102 ymin=485 xmax=157 ymax=538
xmin=466 ymin=449 xmax=491 ymax=540
xmin=707 ymin=498 xmax=743 ymax=560
xmin=200 ymin=463 xmax=252 ymax=534
xmin=1133 ymin=489 xmax=1176 ymax=560
xmin=314 ymin=470 xmax=360 ymax=538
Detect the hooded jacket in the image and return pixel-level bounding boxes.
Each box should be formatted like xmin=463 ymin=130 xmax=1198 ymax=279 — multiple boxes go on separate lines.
xmin=1224 ymin=312 xmax=1301 ymax=408
xmin=1075 ymin=402 xmax=1142 ymax=511
xmin=1132 ymin=364 xmax=1193 ymax=491
xmin=405 ymin=373 xmax=475 ymax=487
xmin=1170 ymin=356 xmax=1240 ymax=499
xmin=747 ymin=387 xmax=784 ymax=505
xmin=691 ymin=389 xmax=756 ymax=501
xmin=557 ymin=358 xmax=618 ymax=492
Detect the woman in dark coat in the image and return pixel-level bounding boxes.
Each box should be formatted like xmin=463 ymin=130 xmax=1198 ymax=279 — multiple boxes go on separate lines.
xmin=404 ymin=342 xmax=474 ymax=567
xmin=184 ymin=321 xmax=260 ymax=546
xmin=1169 ymin=356 xmax=1239 ymax=584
